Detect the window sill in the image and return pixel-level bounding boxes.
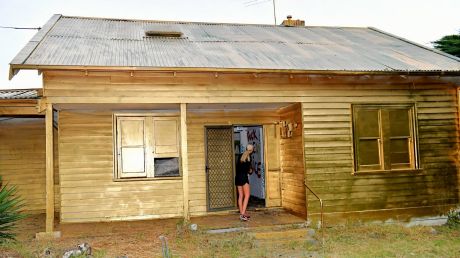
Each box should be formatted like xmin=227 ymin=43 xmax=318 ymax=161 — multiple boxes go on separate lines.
xmin=113 ymin=176 xmax=182 ymax=182
xmin=352 ymin=168 xmax=423 ymax=176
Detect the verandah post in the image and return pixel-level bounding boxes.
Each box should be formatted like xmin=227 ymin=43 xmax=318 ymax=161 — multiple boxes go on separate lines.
xmin=45 ymin=103 xmax=54 ymax=232
xmin=180 ymin=103 xmax=190 ymax=220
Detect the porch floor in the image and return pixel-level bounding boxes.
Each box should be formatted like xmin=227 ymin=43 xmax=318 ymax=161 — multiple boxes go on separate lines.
xmin=191 ymin=208 xmax=307 ymax=231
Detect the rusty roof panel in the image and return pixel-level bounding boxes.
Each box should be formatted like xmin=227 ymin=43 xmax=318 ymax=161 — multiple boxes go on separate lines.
xmin=11 ymin=15 xmax=460 ymax=73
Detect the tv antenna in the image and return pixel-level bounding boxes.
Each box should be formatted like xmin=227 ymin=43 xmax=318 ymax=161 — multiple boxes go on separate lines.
xmin=243 ymin=0 xmax=277 ymax=25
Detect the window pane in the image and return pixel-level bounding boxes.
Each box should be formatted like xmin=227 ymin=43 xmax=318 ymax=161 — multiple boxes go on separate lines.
xmin=389 ymin=109 xmax=410 ymax=137
xmin=356 ymin=109 xmax=379 ymax=137
xmin=390 ymin=138 xmax=410 ymax=164
xmin=121 ymin=147 xmax=145 ymax=173
xmin=154 ymin=157 xmax=180 ymax=177
xmin=358 ymin=139 xmax=380 ymax=165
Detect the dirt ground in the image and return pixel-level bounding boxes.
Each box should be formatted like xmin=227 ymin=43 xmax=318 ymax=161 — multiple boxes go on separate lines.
xmin=0 ymin=210 xmax=313 ymax=258
xmin=1 ymin=211 xmax=459 ymax=258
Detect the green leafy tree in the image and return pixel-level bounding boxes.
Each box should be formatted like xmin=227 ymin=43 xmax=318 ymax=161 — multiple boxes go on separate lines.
xmin=432 ymin=31 xmax=460 ymax=58
xmin=0 ymin=176 xmax=26 ymax=242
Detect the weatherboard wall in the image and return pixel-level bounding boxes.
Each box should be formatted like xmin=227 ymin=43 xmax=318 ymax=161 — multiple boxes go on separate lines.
xmin=0 ymin=118 xmax=60 ymax=214
xmin=279 ymin=103 xmax=307 ymax=215
xmin=302 ymin=84 xmax=459 ymax=217
xmin=58 ymin=110 xmax=184 ymax=223
xmin=43 ymin=70 xmax=459 ymax=220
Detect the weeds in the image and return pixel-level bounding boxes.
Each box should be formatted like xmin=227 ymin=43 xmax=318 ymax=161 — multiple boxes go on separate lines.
xmin=0 ymin=240 xmax=33 ymax=257
xmin=446 ymin=207 xmax=460 ymax=228
xmin=323 ymin=222 xmax=460 ymax=258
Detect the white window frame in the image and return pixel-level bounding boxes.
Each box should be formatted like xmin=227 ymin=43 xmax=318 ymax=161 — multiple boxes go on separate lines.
xmin=113 ymin=112 xmax=181 ymax=180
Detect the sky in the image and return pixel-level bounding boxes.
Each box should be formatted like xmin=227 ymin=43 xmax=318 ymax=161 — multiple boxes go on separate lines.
xmin=0 ymin=0 xmax=459 ymax=89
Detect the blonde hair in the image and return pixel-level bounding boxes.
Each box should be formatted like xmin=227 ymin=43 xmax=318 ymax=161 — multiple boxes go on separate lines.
xmin=240 ymin=144 xmax=254 ymax=162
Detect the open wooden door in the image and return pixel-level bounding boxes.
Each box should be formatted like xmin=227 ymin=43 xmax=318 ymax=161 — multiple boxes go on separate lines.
xmin=264 ymin=124 xmax=281 ymax=207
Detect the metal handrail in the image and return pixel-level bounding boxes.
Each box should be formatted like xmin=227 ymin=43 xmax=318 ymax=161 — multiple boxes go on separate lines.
xmin=305 ymin=181 xmax=324 ymax=245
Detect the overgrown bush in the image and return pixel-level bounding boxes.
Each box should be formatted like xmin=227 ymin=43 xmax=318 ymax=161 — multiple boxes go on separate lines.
xmin=0 ymin=176 xmax=26 ymax=242
xmin=446 ymin=207 xmax=460 ymax=229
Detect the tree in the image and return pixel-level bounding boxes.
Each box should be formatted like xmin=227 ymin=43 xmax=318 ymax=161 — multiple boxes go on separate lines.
xmin=432 ymin=31 xmax=460 ymax=58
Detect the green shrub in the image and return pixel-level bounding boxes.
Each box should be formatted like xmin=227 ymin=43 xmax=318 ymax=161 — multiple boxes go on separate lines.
xmin=446 ymin=207 xmax=460 ymax=228
xmin=0 ymin=176 xmax=26 ymax=242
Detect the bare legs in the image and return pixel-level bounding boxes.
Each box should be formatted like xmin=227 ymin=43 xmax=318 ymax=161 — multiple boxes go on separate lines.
xmin=237 ymin=183 xmax=250 ymax=216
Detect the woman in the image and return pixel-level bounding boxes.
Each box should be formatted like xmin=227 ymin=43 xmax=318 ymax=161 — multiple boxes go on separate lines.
xmin=235 ymin=144 xmax=253 ymax=221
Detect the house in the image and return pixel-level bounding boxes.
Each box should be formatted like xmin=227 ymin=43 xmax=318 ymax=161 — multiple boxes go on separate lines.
xmin=2 ymin=14 xmax=460 ymax=235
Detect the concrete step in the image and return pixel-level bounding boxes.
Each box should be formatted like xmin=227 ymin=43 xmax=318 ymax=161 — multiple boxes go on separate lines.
xmin=206 ymin=221 xmax=309 ymax=235
xmin=253 ymin=237 xmax=319 ymax=249
xmin=249 ymin=228 xmax=315 ymax=241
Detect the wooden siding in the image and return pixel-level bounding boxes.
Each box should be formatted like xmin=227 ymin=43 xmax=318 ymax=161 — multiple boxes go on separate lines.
xmin=58 ymin=111 xmax=183 ymax=222
xmin=0 ymin=118 xmax=60 ymax=213
xmin=279 ymin=104 xmax=306 ymax=215
xmin=187 ymin=111 xmax=281 ymax=216
xmin=43 ymin=71 xmax=459 ymax=104
xmin=303 ymin=86 xmax=459 ymax=216
xmin=0 ymin=99 xmax=40 ymax=115
xmin=43 ymin=70 xmax=459 ymax=220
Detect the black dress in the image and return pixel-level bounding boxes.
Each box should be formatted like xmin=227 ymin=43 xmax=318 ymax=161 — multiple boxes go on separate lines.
xmin=235 ymin=157 xmax=251 ymax=186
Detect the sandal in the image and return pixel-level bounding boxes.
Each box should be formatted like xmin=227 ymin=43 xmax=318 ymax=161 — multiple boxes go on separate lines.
xmin=239 ymin=214 xmax=249 ymax=221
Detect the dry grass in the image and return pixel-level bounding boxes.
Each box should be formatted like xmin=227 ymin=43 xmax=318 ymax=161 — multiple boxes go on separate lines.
xmin=323 ymin=223 xmax=460 ymax=258
xmin=1 ymin=218 xmax=459 ymax=257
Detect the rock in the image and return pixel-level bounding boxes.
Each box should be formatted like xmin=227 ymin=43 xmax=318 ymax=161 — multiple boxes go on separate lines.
xmin=62 ymin=243 xmax=92 ymax=258
xmin=77 ymin=243 xmax=91 ymax=254
xmin=63 ymin=249 xmax=82 ymax=258
xmin=190 ymin=223 xmax=198 ymax=231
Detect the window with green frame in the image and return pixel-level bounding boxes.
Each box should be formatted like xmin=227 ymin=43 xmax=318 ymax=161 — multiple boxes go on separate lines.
xmin=352 ymin=104 xmax=418 ymax=172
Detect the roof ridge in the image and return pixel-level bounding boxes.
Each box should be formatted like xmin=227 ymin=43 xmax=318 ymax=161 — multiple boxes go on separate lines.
xmin=61 ymin=14 xmax=370 ymax=29
xmin=368 ymin=27 xmax=460 ymax=63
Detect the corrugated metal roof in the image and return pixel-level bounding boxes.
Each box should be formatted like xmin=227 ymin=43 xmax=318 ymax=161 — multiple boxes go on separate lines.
xmin=10 ymin=15 xmax=460 ymax=73
xmin=0 ymin=89 xmax=41 ymax=99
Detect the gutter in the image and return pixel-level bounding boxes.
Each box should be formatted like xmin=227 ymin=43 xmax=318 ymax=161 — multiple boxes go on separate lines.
xmin=8 ymin=64 xmax=460 ymax=78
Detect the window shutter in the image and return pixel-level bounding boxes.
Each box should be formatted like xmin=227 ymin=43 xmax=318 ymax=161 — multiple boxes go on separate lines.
xmin=153 ymin=117 xmax=179 ymax=157
xmin=354 ymin=108 xmax=382 ymax=171
xmin=117 ymin=117 xmax=147 ymax=178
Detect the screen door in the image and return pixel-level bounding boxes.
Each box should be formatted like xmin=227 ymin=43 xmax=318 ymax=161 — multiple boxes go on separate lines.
xmin=206 ymin=127 xmax=235 ymax=211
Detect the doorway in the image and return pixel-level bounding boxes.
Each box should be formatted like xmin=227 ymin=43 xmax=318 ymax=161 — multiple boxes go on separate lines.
xmin=205 ymin=125 xmax=271 ymax=211
xmin=234 ymin=126 xmax=266 ymax=208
